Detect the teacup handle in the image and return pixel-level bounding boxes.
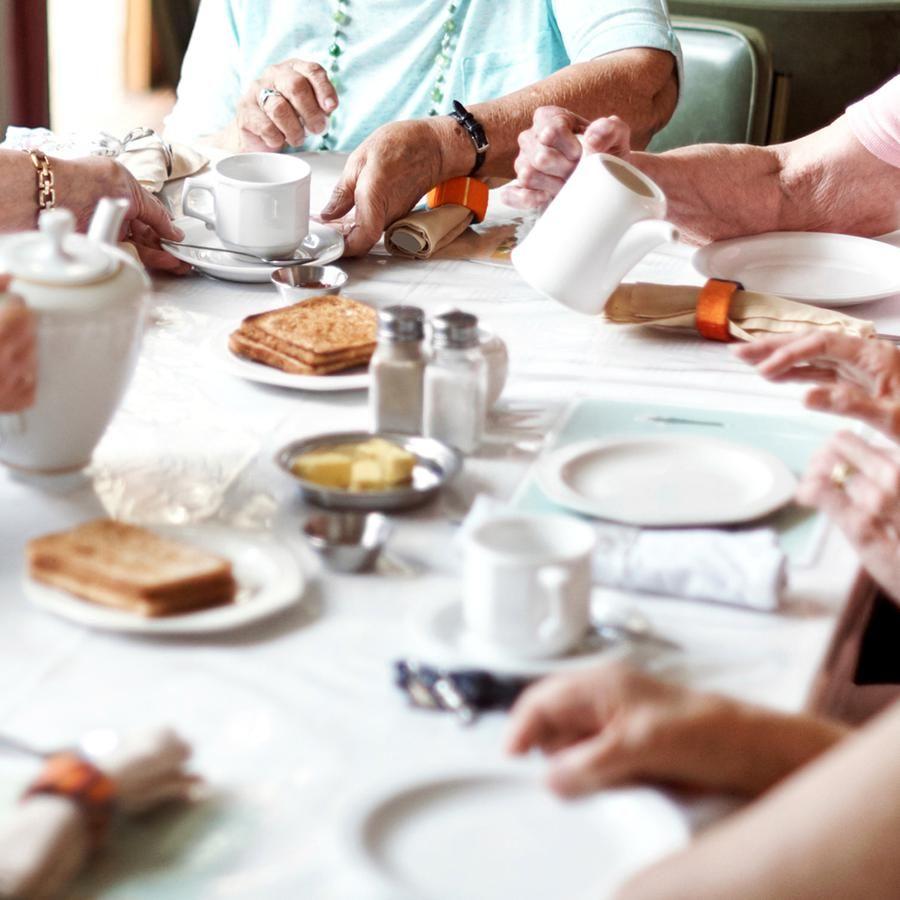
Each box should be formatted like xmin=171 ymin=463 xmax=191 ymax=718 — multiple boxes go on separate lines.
xmin=537 ymin=565 xmax=571 ymax=644
xmin=181 ymin=177 xmax=216 ymax=230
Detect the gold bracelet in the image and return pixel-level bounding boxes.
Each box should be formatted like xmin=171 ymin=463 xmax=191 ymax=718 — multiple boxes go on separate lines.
xmin=27 ymin=150 xmax=56 ymax=212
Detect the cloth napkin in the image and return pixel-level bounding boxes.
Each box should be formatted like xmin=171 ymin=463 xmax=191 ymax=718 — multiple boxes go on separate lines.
xmin=384 ymin=205 xmax=473 ymax=259
xmin=603 ymin=282 xmax=875 ymax=340
xmin=0 ymin=728 xmax=197 ymax=899
xmin=459 ymin=496 xmax=786 ymax=611
xmin=2 ymin=127 xmax=207 ymax=196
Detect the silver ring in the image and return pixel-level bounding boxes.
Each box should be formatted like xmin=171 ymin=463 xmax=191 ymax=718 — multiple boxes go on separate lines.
xmin=257 ymin=88 xmax=284 ymax=111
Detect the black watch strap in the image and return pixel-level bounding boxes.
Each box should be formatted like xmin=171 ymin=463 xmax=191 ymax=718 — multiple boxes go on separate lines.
xmin=448 ymin=99 xmax=489 ymax=176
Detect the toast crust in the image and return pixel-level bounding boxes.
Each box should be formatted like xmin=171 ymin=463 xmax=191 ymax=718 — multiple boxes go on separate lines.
xmin=228 ymin=332 xmax=371 ymax=375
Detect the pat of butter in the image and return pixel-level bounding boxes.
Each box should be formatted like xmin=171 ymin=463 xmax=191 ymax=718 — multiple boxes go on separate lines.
xmin=355 ymin=438 xmax=416 ymax=483
xmin=349 ymin=458 xmax=385 ymax=491
xmin=291 ymin=452 xmax=352 ymax=489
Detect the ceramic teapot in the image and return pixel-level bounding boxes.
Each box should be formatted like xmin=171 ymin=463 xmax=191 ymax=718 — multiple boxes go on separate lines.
xmin=512 ymin=152 xmax=678 ymax=315
xmin=0 ymin=200 xmax=150 ymax=474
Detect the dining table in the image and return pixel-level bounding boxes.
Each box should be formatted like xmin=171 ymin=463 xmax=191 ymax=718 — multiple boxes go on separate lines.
xmin=0 ymin=151 xmax=897 ymax=898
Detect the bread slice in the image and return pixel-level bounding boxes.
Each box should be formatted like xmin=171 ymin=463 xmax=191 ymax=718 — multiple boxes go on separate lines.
xmin=228 ymin=295 xmax=378 ymax=376
xmin=27 ymin=520 xmax=236 ymax=617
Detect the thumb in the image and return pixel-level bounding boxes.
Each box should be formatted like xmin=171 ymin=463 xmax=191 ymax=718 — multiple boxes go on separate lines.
xmin=546 ymin=731 xmax=634 ymax=798
xmin=321 ymin=170 xmax=358 ymax=221
xmin=582 ymin=116 xmax=631 ymax=157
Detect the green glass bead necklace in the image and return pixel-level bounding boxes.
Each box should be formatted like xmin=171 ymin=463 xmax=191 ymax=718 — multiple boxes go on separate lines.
xmin=319 ymin=0 xmax=462 ymax=150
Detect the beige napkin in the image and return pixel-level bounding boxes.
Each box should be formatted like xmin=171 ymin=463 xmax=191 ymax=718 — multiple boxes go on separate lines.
xmin=118 ymin=138 xmax=207 ymax=195
xmin=0 ymin=728 xmax=197 ymax=899
xmin=384 ymin=204 xmax=473 ymax=259
xmin=604 ymin=282 xmax=875 ymax=340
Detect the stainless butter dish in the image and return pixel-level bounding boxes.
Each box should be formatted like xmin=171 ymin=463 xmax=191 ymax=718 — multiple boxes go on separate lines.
xmin=276 ymin=431 xmax=463 ymax=512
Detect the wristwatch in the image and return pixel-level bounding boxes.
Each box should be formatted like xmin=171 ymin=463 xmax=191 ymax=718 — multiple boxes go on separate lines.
xmin=448 ymin=100 xmax=489 ymax=176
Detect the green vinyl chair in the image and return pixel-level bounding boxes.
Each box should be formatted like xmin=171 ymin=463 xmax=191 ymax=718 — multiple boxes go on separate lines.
xmin=649 ymin=16 xmax=776 ymax=152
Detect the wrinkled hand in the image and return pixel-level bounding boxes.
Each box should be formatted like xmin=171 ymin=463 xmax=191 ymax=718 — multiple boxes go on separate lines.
xmin=503 ymin=108 xmax=632 ymax=209
xmin=799 ymin=431 xmax=900 ymax=599
xmin=235 ymin=59 xmax=338 ymax=152
xmin=506 ymin=663 xmax=843 ymax=798
xmin=0 ymin=276 xmax=37 ymax=413
xmin=735 ymin=331 xmax=900 ymax=440
xmin=320 ymin=119 xmax=445 ymax=257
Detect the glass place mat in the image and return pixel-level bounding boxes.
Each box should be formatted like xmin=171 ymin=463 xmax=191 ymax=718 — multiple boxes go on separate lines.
xmin=511 ymin=397 xmax=840 ymax=565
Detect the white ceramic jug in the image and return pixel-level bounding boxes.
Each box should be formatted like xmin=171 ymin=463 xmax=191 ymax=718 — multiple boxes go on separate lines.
xmin=512 ymin=152 xmax=678 ymax=315
xmin=0 ymin=200 xmax=150 ymax=474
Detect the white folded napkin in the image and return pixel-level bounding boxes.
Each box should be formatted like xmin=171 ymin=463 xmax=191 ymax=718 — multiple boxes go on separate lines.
xmin=0 ymin=727 xmax=197 ymax=899
xmin=459 ymin=496 xmax=786 ymax=611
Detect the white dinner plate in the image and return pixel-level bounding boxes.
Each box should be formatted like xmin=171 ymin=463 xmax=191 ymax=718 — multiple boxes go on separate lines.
xmin=412 ymin=599 xmax=627 ymax=677
xmin=165 ymin=216 xmax=345 ymax=284
xmin=207 ymin=322 xmax=370 ymax=392
xmin=340 ymin=766 xmax=690 ymax=900
xmin=693 ymin=232 xmax=900 ymax=307
xmin=23 ymin=526 xmax=307 ymax=634
xmin=537 ymin=435 xmax=797 ymax=527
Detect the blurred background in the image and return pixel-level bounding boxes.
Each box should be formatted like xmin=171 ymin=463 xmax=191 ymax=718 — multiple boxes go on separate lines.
xmin=0 ymin=0 xmax=897 ymax=144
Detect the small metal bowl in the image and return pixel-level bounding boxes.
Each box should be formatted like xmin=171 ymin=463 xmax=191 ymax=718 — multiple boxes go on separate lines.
xmin=303 ymin=511 xmax=392 ymax=573
xmin=271 ymin=264 xmax=348 ymax=302
xmin=276 ymin=431 xmax=463 ymax=512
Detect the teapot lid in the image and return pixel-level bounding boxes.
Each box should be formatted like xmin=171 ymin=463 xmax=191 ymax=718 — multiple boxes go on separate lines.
xmin=1 ymin=209 xmax=117 ymax=286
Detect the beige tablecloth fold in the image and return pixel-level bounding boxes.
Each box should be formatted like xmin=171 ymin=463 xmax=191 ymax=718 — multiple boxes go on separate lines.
xmin=603 ymin=282 xmax=875 ymax=340
xmin=384 ymin=205 xmax=473 ymax=259
xmin=118 ymin=140 xmax=208 ymax=195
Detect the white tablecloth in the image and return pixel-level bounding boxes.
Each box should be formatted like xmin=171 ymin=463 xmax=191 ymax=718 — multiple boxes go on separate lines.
xmin=0 ymin=153 xmax=892 ymax=897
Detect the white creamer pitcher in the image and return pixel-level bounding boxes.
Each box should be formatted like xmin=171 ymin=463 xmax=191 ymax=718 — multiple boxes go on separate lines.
xmin=0 ymin=200 xmax=150 ymax=474
xmin=512 ymin=152 xmax=678 ymax=315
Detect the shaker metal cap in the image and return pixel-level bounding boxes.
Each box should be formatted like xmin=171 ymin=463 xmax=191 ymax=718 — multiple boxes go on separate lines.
xmin=432 ymin=310 xmax=479 ymax=349
xmin=378 ymin=305 xmax=425 ymax=341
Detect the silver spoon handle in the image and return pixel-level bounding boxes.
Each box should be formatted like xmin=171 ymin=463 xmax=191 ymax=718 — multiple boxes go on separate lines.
xmin=160 ymin=240 xmax=306 ymax=267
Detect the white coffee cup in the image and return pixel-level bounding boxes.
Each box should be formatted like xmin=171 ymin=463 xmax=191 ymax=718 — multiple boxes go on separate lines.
xmin=462 ymin=513 xmax=596 ymax=660
xmin=511 ymin=152 xmax=678 ymax=315
xmin=182 ymin=153 xmax=311 ymax=258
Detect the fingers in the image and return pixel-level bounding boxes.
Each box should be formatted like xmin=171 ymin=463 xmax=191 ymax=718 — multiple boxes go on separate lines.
xmin=263 ymin=94 xmax=306 ymax=147
xmin=341 ymin=171 xmax=389 ymax=257
xmin=274 ymin=65 xmax=327 ymax=137
xmin=582 ymin=116 xmax=632 ymax=156
xmin=130 ymin=221 xmax=192 ymax=275
xmin=238 ymin=93 xmax=286 ymax=151
xmin=506 ymin=676 xmax=590 ymax=756
xmin=830 ymin=431 xmax=900 ymax=499
xmin=0 ymin=275 xmax=10 ymax=292
xmin=132 ymin=187 xmax=183 ymax=242
xmin=806 ymin=384 xmax=900 ymax=440
xmin=292 ymin=60 xmax=337 ymax=116
xmin=546 ymin=731 xmax=635 ymax=797
xmin=320 ymin=158 xmax=361 ymax=221
xmin=501 ymin=183 xmax=552 ymax=209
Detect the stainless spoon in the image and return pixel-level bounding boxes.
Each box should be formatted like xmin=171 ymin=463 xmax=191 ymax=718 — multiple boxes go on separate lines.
xmin=160 ymin=239 xmax=313 ymax=267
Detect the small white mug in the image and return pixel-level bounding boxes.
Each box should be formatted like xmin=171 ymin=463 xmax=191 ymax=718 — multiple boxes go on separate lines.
xmin=462 ymin=513 xmax=596 ymax=660
xmin=181 ymin=153 xmax=311 ymax=258
xmin=511 ymin=152 xmax=677 ymax=315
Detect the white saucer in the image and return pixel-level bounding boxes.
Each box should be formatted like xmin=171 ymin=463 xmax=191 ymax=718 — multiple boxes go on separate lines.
xmin=165 ymin=216 xmax=345 ymax=284
xmin=207 ymin=322 xmax=370 ymax=392
xmin=340 ymin=765 xmax=690 ymax=900
xmin=413 ymin=599 xmax=625 ymax=677
xmin=23 ymin=526 xmax=307 ymax=635
xmin=693 ymin=232 xmax=900 ymax=307
xmin=537 ymin=435 xmax=797 ymax=528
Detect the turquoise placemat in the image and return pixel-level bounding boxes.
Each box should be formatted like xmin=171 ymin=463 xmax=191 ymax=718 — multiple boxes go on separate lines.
xmin=511 ymin=397 xmax=840 ymax=563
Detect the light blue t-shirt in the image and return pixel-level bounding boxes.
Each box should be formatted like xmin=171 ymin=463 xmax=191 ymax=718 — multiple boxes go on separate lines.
xmin=166 ymin=0 xmax=681 ymax=150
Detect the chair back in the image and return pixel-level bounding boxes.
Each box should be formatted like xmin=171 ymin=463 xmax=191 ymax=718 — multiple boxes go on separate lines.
xmin=650 ymin=16 xmax=775 ymax=151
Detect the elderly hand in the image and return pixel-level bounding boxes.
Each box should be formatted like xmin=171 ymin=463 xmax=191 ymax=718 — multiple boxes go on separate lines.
xmin=734 ymin=331 xmax=900 ymax=440
xmin=506 ymin=663 xmax=846 ymax=798
xmin=503 ymin=108 xmax=632 ymax=209
xmin=234 ymin=59 xmax=338 ymax=152
xmin=320 ymin=119 xmax=447 ymax=257
xmin=0 ymin=276 xmax=36 ymax=413
xmin=799 ymin=431 xmax=900 ymax=599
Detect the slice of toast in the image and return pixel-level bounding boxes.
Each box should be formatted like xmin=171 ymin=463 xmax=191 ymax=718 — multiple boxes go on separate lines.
xmin=27 ymin=520 xmax=236 ymax=616
xmin=237 ymin=295 xmax=377 ymax=356
xmin=229 ymin=332 xmax=372 ymax=375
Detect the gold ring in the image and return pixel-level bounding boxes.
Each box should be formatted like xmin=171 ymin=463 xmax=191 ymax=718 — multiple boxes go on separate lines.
xmin=830 ymin=461 xmax=854 ymax=489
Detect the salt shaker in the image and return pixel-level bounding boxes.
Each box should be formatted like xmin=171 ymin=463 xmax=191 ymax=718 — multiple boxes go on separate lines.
xmin=424 ymin=311 xmax=487 ymax=454
xmin=369 ymin=305 xmax=427 ymax=434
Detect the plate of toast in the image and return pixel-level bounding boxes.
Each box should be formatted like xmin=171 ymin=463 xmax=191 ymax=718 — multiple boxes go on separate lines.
xmin=23 ymin=519 xmax=307 ymax=634
xmin=211 ymin=295 xmax=376 ymax=391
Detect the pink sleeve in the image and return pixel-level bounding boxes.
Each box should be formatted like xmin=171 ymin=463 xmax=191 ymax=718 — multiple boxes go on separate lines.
xmin=845 ymin=74 xmax=900 ymax=168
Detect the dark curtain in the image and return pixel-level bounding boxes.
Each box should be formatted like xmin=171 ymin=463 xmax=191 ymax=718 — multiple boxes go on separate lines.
xmin=7 ymin=0 xmax=50 ymax=127
xmin=152 ymin=0 xmax=201 ymax=87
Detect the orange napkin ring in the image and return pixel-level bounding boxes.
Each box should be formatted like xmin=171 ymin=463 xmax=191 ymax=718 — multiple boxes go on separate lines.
xmin=426 ymin=177 xmax=489 ymax=224
xmin=696 ymin=278 xmax=743 ymax=342
xmin=24 ymin=752 xmax=117 ymax=849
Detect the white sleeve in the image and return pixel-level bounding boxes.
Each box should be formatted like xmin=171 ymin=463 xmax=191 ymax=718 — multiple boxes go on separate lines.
xmin=163 ymin=0 xmax=243 ymax=142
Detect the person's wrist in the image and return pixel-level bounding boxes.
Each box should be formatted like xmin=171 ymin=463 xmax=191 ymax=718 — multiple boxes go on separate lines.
xmin=429 ymin=115 xmax=477 ymax=182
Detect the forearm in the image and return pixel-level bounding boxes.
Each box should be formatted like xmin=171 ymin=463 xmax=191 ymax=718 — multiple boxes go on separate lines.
xmin=436 ymin=48 xmax=677 ymax=181
xmin=619 ymin=703 xmax=900 ymax=900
